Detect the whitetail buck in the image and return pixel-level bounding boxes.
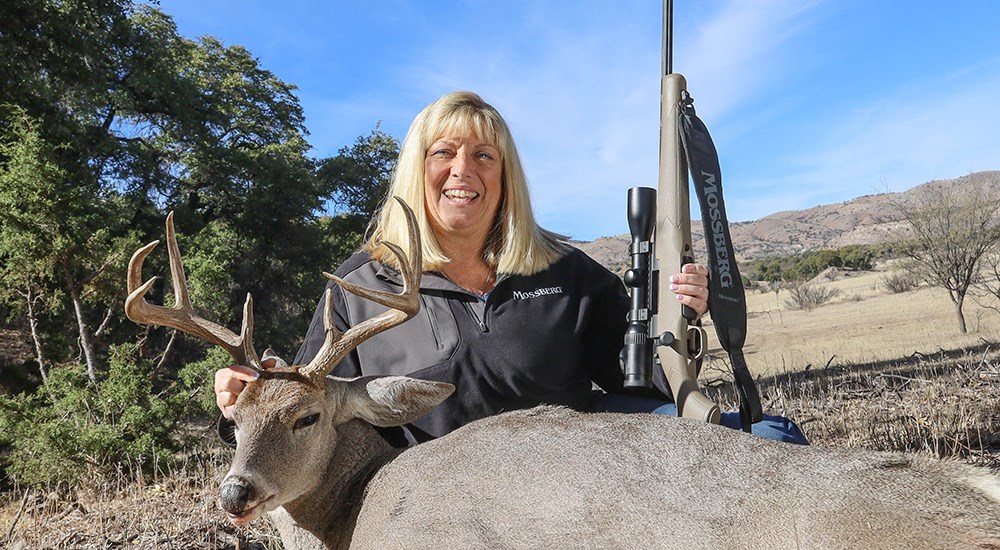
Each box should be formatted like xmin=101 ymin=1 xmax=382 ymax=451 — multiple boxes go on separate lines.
xmin=127 ymin=199 xmax=1000 ymax=549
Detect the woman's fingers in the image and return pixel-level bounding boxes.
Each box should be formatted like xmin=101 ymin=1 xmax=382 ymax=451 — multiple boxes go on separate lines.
xmin=214 ymin=365 xmax=260 ymax=419
xmin=671 ymin=263 xmax=710 ymax=317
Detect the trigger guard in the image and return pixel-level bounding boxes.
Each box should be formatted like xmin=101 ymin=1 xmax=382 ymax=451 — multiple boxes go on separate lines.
xmin=687 ymin=325 xmax=707 ymax=360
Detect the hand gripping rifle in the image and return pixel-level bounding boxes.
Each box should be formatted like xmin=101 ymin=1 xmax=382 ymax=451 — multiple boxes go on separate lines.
xmin=622 ymin=0 xmax=763 ymax=431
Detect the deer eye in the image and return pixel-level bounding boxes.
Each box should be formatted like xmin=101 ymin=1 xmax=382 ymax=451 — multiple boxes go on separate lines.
xmin=294 ymin=413 xmax=320 ymax=430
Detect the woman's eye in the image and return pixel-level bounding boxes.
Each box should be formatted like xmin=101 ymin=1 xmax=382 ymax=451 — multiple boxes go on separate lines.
xmin=476 ymin=151 xmax=495 ymax=161
xmin=294 ymin=413 xmax=320 ymax=430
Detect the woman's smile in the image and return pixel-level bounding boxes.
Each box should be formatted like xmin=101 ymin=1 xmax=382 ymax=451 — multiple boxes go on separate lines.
xmin=424 ymin=130 xmax=503 ymax=241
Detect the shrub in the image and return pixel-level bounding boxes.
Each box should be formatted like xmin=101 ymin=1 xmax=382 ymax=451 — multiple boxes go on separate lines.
xmin=785 ymin=283 xmax=840 ymax=310
xmin=0 ymin=344 xmax=181 ymax=486
xmin=745 ymin=243 xmax=884 ymax=283
xmin=176 ymin=345 xmax=233 ymax=418
xmin=882 ymin=270 xmax=922 ymax=293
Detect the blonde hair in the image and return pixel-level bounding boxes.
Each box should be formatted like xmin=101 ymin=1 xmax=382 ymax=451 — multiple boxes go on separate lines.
xmin=364 ymin=91 xmax=566 ymax=275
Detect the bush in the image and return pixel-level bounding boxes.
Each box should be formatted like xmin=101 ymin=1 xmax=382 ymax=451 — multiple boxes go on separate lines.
xmin=176 ymin=345 xmax=233 ymax=418
xmin=0 ymin=344 xmax=183 ymax=486
xmin=882 ymin=270 xmax=922 ymax=293
xmin=745 ymin=243 xmax=884 ymax=283
xmin=785 ymin=283 xmax=840 ymax=310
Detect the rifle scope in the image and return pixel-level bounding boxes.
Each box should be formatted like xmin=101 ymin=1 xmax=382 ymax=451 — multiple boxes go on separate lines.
xmin=622 ymin=186 xmax=658 ymax=389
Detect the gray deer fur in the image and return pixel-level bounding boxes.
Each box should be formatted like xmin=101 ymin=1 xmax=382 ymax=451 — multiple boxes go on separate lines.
xmin=221 ymin=370 xmax=1000 ymax=550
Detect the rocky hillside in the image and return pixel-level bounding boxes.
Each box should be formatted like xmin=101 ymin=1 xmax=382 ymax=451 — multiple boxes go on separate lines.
xmin=576 ymin=170 xmax=1000 ymax=272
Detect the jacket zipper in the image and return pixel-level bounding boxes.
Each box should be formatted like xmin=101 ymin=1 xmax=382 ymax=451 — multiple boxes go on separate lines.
xmin=463 ymin=300 xmax=490 ymax=333
xmin=419 ymin=295 xmax=445 ymax=350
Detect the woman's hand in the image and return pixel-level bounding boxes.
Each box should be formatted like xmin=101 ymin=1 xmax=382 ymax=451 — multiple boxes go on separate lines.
xmin=214 ymin=365 xmax=260 ymax=419
xmin=670 ymin=263 xmax=710 ymax=318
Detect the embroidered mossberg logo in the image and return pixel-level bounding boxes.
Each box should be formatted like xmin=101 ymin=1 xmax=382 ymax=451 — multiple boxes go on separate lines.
xmin=512 ymin=286 xmax=563 ymax=300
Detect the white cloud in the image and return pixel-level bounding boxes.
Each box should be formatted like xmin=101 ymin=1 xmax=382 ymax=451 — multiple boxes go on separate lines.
xmin=731 ymin=60 xmax=1000 ymax=219
xmin=677 ymin=0 xmax=827 ymax=121
xmin=289 ymin=0 xmax=997 ymax=241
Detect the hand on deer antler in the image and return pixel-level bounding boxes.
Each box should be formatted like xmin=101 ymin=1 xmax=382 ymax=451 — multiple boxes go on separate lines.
xmin=299 ymin=197 xmax=422 ymax=383
xmin=125 ymin=212 xmax=264 ymax=372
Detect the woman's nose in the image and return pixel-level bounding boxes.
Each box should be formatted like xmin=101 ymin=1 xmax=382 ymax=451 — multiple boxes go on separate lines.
xmin=450 ymin=152 xmax=470 ymax=179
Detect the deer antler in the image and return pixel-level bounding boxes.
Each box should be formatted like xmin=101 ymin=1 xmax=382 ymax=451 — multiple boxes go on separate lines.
xmin=125 ymin=212 xmax=263 ymax=371
xmin=299 ymin=197 xmax=422 ymax=383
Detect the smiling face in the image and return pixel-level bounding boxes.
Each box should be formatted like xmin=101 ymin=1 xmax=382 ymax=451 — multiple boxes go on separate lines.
xmin=423 ymin=129 xmax=503 ymax=246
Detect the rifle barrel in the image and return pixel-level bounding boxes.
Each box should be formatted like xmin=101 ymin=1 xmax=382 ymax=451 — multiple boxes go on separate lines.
xmin=663 ymin=0 xmax=673 ymax=76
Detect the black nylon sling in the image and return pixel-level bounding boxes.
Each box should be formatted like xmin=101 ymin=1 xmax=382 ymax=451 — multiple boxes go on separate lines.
xmin=677 ymin=90 xmax=763 ymax=431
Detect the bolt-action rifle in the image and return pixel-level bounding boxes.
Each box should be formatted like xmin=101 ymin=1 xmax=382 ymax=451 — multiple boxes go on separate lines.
xmin=622 ymin=0 xmax=763 ymax=430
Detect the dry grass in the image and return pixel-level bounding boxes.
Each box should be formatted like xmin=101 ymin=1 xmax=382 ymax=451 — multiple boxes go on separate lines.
xmin=705 ymin=343 xmax=1000 ymax=468
xmin=2 ymin=268 xmax=1000 ymax=547
xmin=711 ymin=269 xmax=1000 ymax=375
xmin=0 ymin=431 xmax=281 ymax=549
xmin=700 ymin=268 xmax=1000 ymax=466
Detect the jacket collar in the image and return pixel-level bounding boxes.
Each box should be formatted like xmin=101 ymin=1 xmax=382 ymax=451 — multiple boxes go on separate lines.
xmin=375 ymin=263 xmax=509 ymax=297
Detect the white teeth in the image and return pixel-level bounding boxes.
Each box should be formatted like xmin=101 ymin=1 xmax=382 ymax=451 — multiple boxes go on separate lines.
xmin=444 ymin=189 xmax=479 ymax=200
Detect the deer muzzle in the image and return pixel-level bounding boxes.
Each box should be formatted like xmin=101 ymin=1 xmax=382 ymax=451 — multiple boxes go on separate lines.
xmin=220 ymin=475 xmax=269 ymax=525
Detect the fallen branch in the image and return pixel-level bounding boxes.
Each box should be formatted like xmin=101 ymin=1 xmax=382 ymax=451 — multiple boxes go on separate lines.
xmin=4 ymin=490 xmax=31 ymax=543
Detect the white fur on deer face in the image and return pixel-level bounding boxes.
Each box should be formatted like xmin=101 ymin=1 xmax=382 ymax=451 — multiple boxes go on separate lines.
xmin=219 ymin=368 xmax=454 ymax=525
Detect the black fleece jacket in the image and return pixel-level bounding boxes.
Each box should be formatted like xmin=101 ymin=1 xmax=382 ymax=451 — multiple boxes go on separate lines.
xmin=290 ymin=246 xmax=672 ymax=446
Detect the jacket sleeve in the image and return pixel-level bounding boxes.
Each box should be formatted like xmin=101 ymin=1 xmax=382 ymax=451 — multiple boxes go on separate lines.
xmin=582 ymin=272 xmax=628 ymax=394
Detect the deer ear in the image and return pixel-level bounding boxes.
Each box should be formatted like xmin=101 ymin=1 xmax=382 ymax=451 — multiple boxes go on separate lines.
xmin=344 ymin=376 xmax=454 ymax=427
xmin=261 ymin=348 xmax=287 ymax=369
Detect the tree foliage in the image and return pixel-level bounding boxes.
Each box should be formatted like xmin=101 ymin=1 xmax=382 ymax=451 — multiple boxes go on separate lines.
xmin=0 ymin=1 xmax=395 ymax=486
xmin=311 ymin=124 xmax=401 ymax=280
xmin=319 ymin=124 xmax=400 ymax=223
xmin=745 ymin=244 xmax=882 ymax=283
xmin=892 ymin=176 xmax=1000 ymax=333
xmin=0 ymin=344 xmax=183 ymax=485
xmin=0 ymin=1 xmax=354 ymax=372
xmin=0 ymin=105 xmax=132 ymax=383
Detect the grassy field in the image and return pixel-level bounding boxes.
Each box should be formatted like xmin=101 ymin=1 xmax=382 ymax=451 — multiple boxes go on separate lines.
xmin=704 ymin=268 xmax=1000 ymax=376
xmin=2 ymin=267 xmax=999 ymax=548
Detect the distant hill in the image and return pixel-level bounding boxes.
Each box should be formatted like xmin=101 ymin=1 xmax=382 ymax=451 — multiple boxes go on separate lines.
xmin=575 ymin=170 xmax=1000 ymax=274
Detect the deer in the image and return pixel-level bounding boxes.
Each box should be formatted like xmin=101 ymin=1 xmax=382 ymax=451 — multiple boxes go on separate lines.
xmin=126 ymin=199 xmax=1000 ymax=549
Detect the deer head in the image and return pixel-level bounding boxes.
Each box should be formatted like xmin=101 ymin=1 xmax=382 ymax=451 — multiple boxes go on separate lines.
xmin=125 ymin=198 xmax=454 ymax=527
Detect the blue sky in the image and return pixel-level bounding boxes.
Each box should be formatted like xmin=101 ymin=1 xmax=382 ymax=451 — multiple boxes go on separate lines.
xmin=157 ymin=0 xmax=1000 ymax=241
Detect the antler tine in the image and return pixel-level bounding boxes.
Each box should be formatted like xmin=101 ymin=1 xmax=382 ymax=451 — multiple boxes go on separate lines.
xmin=124 ymin=212 xmax=263 ymax=371
xmin=239 ymin=293 xmax=262 ymax=369
xmin=165 ymin=210 xmax=194 ymax=311
xmin=300 ymin=197 xmax=422 ymax=382
xmin=396 ymin=194 xmax=421 ymax=291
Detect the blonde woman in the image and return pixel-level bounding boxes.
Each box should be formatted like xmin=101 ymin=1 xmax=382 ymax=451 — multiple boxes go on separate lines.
xmin=216 ymin=91 xmax=805 ymax=445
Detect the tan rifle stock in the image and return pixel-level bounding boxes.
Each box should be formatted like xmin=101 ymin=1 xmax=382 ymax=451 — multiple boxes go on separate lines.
xmin=656 ymin=73 xmax=720 ymax=424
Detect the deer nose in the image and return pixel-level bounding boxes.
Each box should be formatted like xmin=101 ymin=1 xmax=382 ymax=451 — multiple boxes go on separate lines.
xmin=219 ymin=476 xmax=254 ymax=513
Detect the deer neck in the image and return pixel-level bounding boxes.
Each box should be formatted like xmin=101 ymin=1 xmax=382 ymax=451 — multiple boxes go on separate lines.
xmin=279 ymin=418 xmax=403 ymax=548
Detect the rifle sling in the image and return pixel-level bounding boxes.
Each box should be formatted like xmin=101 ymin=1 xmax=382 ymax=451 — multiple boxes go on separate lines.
xmin=678 ymin=91 xmax=763 ymax=430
